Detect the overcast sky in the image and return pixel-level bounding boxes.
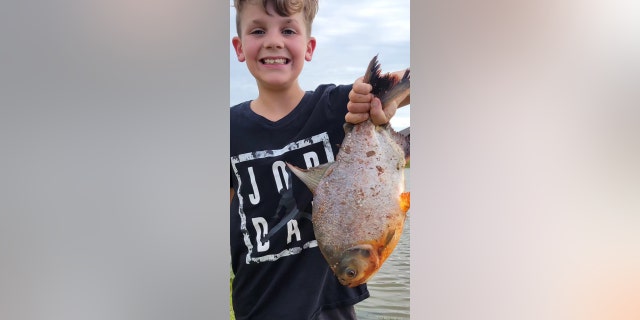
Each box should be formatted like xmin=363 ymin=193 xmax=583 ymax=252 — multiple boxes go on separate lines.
xmin=229 ymin=0 xmax=410 ymax=130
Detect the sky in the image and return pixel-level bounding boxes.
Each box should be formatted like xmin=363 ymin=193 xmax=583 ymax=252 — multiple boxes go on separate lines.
xmin=229 ymin=0 xmax=411 ymax=130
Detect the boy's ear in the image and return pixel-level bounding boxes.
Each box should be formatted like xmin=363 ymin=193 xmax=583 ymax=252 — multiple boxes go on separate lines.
xmin=305 ymin=37 xmax=317 ymax=62
xmin=232 ymin=36 xmax=245 ymax=62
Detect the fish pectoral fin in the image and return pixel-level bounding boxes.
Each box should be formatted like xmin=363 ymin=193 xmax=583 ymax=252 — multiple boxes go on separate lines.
xmin=400 ymin=192 xmax=410 ymax=213
xmin=384 ymin=229 xmax=396 ymax=247
xmin=374 ymin=230 xmax=395 ymax=258
xmin=286 ymin=162 xmax=332 ymax=194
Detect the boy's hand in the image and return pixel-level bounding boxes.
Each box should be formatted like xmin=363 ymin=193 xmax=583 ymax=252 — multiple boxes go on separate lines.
xmin=369 ymin=95 xmax=399 ymax=126
xmin=345 ymin=75 xmax=404 ymax=126
xmin=345 ymin=76 xmax=373 ymax=124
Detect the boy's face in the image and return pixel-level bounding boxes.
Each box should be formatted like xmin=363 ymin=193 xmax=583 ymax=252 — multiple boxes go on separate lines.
xmin=232 ymin=2 xmax=316 ymax=90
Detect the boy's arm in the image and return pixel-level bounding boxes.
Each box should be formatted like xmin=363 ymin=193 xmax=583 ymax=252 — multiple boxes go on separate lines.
xmin=345 ymin=70 xmax=410 ymax=125
xmin=230 ymin=188 xmax=234 ymax=204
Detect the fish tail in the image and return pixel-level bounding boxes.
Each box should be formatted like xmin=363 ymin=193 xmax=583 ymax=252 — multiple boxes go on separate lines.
xmin=364 ymin=55 xmax=410 ymax=109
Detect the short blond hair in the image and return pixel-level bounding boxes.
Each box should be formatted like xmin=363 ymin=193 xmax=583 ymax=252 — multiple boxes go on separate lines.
xmin=234 ymin=0 xmax=319 ymax=37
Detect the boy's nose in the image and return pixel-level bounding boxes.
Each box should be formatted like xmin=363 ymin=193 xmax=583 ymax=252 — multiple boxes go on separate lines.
xmin=263 ymin=33 xmax=284 ymax=49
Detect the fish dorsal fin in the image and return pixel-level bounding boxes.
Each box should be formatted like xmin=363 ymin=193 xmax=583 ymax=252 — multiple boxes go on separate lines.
xmin=390 ymin=127 xmax=410 ymax=160
xmin=400 ymin=192 xmax=410 ymax=213
xmin=286 ymin=162 xmax=332 ymax=194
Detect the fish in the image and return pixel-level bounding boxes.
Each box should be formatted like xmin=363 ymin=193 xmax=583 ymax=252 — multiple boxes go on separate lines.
xmin=287 ymin=55 xmax=410 ymax=287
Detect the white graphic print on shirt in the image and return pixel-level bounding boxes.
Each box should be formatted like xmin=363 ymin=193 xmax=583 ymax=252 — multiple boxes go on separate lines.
xmin=231 ymin=132 xmax=335 ymax=264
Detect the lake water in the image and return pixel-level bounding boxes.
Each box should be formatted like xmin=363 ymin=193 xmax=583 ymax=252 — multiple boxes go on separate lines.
xmin=355 ymin=168 xmax=411 ymax=319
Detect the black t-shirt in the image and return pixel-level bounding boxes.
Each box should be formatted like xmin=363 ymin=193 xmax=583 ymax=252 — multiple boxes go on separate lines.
xmin=230 ymin=84 xmax=369 ymax=320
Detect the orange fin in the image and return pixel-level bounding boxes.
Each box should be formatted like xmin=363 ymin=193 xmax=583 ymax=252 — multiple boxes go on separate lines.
xmin=400 ymin=192 xmax=410 ymax=213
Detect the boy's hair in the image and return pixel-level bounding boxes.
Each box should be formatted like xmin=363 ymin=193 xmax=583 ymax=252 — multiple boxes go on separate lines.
xmin=234 ymin=0 xmax=319 ymax=37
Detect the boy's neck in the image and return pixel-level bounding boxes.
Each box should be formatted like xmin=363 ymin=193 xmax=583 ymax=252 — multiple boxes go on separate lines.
xmin=251 ymin=84 xmax=306 ymax=122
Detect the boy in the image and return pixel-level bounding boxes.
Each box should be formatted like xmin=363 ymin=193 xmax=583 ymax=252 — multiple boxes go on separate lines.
xmin=230 ymin=0 xmax=409 ymax=319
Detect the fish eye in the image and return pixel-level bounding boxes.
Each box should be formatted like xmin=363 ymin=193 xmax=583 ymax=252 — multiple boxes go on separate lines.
xmin=346 ymin=268 xmax=357 ymax=278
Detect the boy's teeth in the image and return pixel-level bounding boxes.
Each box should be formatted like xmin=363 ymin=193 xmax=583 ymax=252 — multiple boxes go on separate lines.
xmin=263 ymin=58 xmax=286 ymax=64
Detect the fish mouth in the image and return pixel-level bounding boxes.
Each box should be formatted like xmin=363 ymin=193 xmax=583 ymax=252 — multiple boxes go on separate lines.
xmin=337 ymin=268 xmax=359 ymax=287
xmin=260 ymin=57 xmax=290 ymax=65
xmin=337 ymin=270 xmax=366 ymax=288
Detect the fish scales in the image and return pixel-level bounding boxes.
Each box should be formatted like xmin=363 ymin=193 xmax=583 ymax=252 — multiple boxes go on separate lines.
xmin=312 ymin=122 xmax=406 ymax=256
xmin=288 ymin=55 xmax=410 ymax=287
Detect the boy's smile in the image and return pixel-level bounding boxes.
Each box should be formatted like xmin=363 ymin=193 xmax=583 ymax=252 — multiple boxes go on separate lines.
xmin=232 ymin=1 xmax=316 ymax=91
xmin=261 ymin=57 xmax=290 ymax=65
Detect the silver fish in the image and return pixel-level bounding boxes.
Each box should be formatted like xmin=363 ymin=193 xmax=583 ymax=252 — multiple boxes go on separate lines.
xmin=288 ymin=55 xmax=410 ymax=287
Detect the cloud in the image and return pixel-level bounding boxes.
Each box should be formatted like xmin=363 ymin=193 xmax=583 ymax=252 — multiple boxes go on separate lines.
xmin=313 ymin=1 xmax=410 ymax=46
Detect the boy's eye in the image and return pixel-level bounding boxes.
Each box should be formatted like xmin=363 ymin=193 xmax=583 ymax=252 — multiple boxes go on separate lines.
xmin=282 ymin=29 xmax=296 ymax=35
xmin=249 ymin=29 xmax=265 ymax=35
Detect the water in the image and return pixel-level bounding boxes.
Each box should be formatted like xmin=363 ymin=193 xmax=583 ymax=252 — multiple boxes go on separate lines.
xmin=355 ymin=168 xmax=411 ymax=319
